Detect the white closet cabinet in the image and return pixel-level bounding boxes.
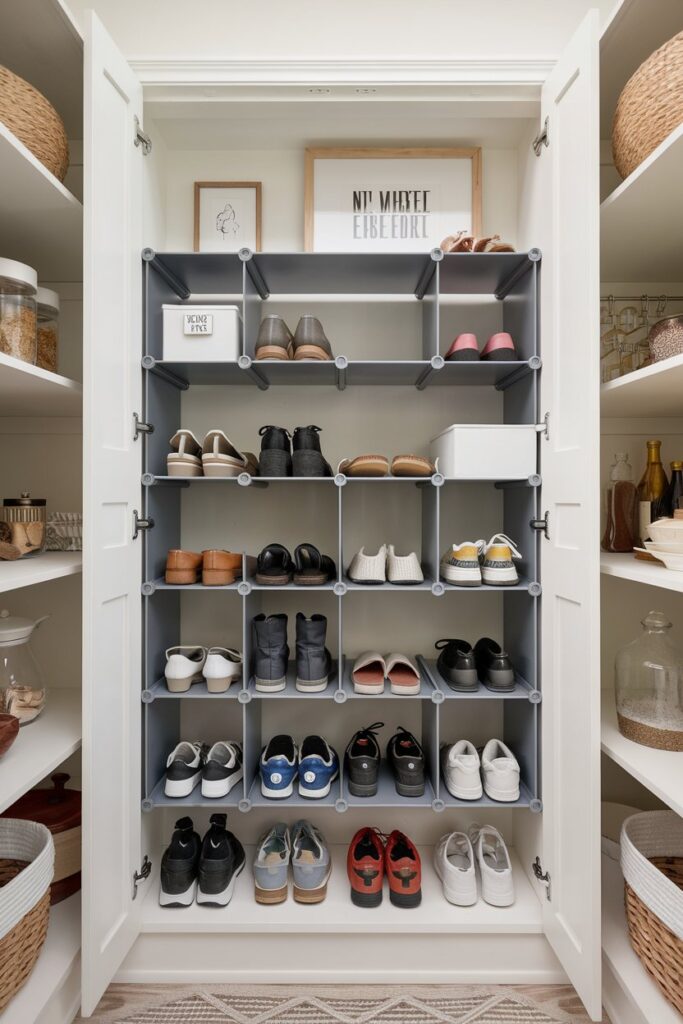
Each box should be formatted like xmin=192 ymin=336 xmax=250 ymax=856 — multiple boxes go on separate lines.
xmin=79 ymin=9 xmax=601 ymax=1021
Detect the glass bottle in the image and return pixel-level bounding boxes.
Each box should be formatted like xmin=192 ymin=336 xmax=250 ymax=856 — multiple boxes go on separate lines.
xmin=601 ymin=453 xmax=637 ymax=552
xmin=614 ymin=611 xmax=683 ymax=750
xmin=660 ymin=460 xmax=683 ymax=518
xmin=637 ymin=440 xmax=668 ymax=544
xmin=0 ymin=610 xmax=48 ymax=725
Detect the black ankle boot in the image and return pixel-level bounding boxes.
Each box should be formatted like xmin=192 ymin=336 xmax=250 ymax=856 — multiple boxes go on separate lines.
xmin=253 ymin=613 xmax=289 ymax=691
xmin=258 ymin=425 xmax=292 ymax=477
xmin=292 ymin=425 xmax=331 ymax=477
xmin=295 ymin=612 xmax=332 ymax=692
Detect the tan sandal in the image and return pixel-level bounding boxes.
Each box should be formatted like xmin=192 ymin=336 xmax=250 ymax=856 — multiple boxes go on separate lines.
xmin=390 ymin=454 xmax=435 ymax=478
xmin=338 ymin=455 xmax=389 ymax=478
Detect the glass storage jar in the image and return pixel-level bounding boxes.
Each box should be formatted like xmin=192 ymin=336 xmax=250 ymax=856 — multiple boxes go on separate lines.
xmin=0 ymin=258 xmax=37 ymax=364
xmin=36 ymin=287 xmax=59 ymax=373
xmin=0 ymin=610 xmax=49 ymax=725
xmin=0 ymin=493 xmax=47 ymax=556
xmin=614 ymin=611 xmax=683 ymax=750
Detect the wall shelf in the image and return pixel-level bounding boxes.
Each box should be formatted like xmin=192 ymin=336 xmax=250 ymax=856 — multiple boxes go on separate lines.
xmin=601 ymin=351 xmax=683 ymax=419
xmin=600 ymin=552 xmax=683 ymax=593
xmin=0 ymin=551 xmax=82 ymax=595
xmin=601 ymin=690 xmax=683 ymax=817
xmin=0 ymin=352 xmax=82 ymax=417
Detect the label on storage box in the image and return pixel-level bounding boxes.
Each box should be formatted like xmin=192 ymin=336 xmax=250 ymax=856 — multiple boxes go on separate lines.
xmin=184 ymin=313 xmax=213 ymax=335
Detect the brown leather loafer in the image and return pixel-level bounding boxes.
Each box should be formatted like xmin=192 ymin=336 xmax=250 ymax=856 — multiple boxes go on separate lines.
xmin=165 ymin=549 xmax=202 ymax=585
xmin=202 ymin=549 xmax=242 ymax=586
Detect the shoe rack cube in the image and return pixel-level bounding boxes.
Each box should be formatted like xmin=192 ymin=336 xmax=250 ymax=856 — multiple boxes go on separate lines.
xmin=140 ymin=249 xmax=542 ymax=817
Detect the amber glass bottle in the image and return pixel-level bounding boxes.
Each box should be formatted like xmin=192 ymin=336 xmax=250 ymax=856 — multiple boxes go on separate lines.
xmin=637 ymin=440 xmax=668 ymax=544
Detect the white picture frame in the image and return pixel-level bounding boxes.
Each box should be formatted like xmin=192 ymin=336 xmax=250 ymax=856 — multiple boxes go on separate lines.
xmin=194 ymin=181 xmax=262 ymax=252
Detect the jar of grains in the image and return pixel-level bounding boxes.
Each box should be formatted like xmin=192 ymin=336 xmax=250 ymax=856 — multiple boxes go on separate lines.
xmin=36 ymin=287 xmax=59 ymax=373
xmin=615 ymin=611 xmax=683 ymax=750
xmin=0 ymin=258 xmax=38 ymax=364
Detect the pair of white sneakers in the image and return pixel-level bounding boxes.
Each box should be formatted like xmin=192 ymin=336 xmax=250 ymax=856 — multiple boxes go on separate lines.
xmin=440 ymin=739 xmax=520 ymax=802
xmin=348 ymin=544 xmax=423 ymax=585
xmin=434 ymin=825 xmax=515 ymax=907
xmin=164 ymin=646 xmax=242 ymax=693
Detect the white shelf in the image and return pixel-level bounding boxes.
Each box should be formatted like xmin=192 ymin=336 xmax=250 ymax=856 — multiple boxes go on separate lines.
xmin=601 ymin=690 xmax=683 ymax=817
xmin=602 ymin=852 xmax=680 ymax=1024
xmin=0 ymin=893 xmax=80 ymax=1024
xmin=0 ymin=688 xmax=81 ymax=814
xmin=600 ymin=551 xmax=683 ymax=593
xmin=142 ymin=845 xmax=541 ymax=935
xmin=0 ymin=352 xmax=81 ymax=417
xmin=601 ymin=123 xmax=683 ymax=282
xmin=0 ymin=552 xmax=82 ymax=595
xmin=601 ymin=352 xmax=683 ymax=419
xmin=0 ymin=122 xmax=82 ymax=281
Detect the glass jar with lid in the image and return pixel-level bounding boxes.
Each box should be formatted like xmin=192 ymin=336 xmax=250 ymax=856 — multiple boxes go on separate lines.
xmin=614 ymin=611 xmax=683 ymax=750
xmin=36 ymin=287 xmax=59 ymax=373
xmin=0 ymin=258 xmax=37 ymax=364
xmin=0 ymin=609 xmax=49 ymax=725
xmin=0 ymin=493 xmax=47 ymax=557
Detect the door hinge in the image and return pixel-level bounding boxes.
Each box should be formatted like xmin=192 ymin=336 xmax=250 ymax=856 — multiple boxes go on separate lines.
xmin=532 ymin=856 xmax=551 ymax=900
xmin=530 ymin=511 xmax=550 ymax=540
xmin=536 ymin=412 xmax=550 ymax=441
xmin=133 ymin=510 xmax=155 ymax=540
xmin=134 ymin=115 xmax=152 ymax=155
xmin=133 ymin=413 xmax=154 ymax=441
xmin=532 ymin=116 xmax=550 ymax=156
xmin=133 ymin=855 xmax=152 ymax=899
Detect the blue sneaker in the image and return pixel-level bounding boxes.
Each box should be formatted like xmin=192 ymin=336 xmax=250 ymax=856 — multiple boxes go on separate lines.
xmin=253 ymin=823 xmax=291 ymax=903
xmin=298 ymin=735 xmax=339 ymax=799
xmin=290 ymin=820 xmax=331 ymax=903
xmin=260 ymin=735 xmax=298 ymax=799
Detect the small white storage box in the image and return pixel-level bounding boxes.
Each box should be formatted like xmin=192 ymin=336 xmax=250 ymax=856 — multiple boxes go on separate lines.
xmin=162 ymin=304 xmax=242 ymax=362
xmin=430 ymin=424 xmax=537 ymax=480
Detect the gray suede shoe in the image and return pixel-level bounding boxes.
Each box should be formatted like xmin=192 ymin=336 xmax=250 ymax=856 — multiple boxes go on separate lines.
xmin=255 ymin=315 xmax=293 ymax=360
xmin=295 ymin=612 xmax=332 ymax=692
xmin=253 ymin=823 xmax=291 ymax=904
xmin=293 ymin=315 xmax=333 ymax=361
xmin=290 ymin=820 xmax=331 ymax=903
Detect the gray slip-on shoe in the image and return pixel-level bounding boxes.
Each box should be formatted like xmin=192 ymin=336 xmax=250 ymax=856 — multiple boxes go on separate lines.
xmin=290 ymin=820 xmax=331 ymax=903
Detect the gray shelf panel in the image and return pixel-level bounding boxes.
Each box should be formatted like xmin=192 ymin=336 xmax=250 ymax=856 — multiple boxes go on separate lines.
xmin=419 ymin=659 xmax=534 ymax=701
xmin=143 ymin=678 xmax=243 ymax=701
xmin=438 ymin=252 xmax=535 ymax=295
xmin=144 ymin=776 xmax=243 ymax=809
xmin=248 ymin=580 xmax=338 ymax=593
xmin=249 ymin=252 xmax=433 ymax=295
xmin=246 ymin=774 xmax=341 ymax=809
xmin=343 ymin=576 xmax=435 ymax=592
xmin=341 ymin=658 xmax=435 ymax=700
xmin=146 ymin=577 xmax=242 ymax=593
xmin=247 ymin=662 xmax=339 ymax=700
xmin=439 ymin=577 xmax=533 ymax=594
xmin=428 ymin=360 xmax=536 ymax=388
xmin=438 ymin=780 xmax=534 ymax=810
xmin=343 ymin=764 xmax=437 ymax=809
xmin=146 ymin=251 xmax=245 ymax=296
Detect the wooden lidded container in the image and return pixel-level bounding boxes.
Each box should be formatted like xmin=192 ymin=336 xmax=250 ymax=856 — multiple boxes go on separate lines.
xmin=2 ymin=773 xmax=80 ymax=904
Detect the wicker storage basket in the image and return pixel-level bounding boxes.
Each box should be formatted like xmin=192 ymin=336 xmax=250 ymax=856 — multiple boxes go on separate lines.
xmin=0 ymin=66 xmax=69 ymax=181
xmin=612 ymin=31 xmax=683 ymax=179
xmin=621 ymin=811 xmax=683 ymax=1013
xmin=0 ymin=819 xmax=54 ymax=1012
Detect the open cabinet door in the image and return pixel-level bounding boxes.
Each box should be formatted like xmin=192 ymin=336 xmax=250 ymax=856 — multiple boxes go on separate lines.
xmin=82 ymin=12 xmax=144 ymax=1016
xmin=518 ymin=11 xmax=602 ymax=1020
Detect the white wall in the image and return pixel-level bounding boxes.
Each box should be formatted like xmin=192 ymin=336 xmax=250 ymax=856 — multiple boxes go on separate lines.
xmin=67 ymin=0 xmax=613 ymax=60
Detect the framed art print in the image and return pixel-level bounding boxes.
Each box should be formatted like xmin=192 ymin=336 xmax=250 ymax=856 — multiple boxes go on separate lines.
xmin=304 ymin=147 xmax=481 ymax=253
xmin=194 ymin=181 xmax=262 ymax=252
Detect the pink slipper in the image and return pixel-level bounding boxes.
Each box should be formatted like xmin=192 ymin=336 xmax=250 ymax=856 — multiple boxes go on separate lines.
xmin=480 ymin=332 xmax=517 ymax=363
xmin=445 ymin=333 xmax=479 ymax=362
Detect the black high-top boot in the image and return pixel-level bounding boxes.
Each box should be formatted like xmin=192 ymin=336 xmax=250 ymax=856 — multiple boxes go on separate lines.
xmin=253 ymin=613 xmax=289 ymax=691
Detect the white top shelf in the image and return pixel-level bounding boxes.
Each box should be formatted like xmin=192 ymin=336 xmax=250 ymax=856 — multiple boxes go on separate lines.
xmin=0 ymin=552 xmax=82 ymax=595
xmin=0 ymin=351 xmax=81 ymax=417
xmin=600 ymin=551 xmax=683 ymax=593
xmin=601 ymin=351 xmax=683 ymax=419
xmin=601 ymin=690 xmax=683 ymax=816
xmin=0 ymin=122 xmax=82 ymax=281
xmin=0 ymin=688 xmax=81 ymax=814
xmin=601 ymin=123 xmax=683 ymax=282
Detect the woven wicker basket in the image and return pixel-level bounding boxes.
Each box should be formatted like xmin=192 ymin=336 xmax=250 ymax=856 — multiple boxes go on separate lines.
xmin=621 ymin=811 xmax=683 ymax=1014
xmin=612 ymin=31 xmax=683 ymax=179
xmin=0 ymin=66 xmax=69 ymax=181
xmin=0 ymin=820 xmax=54 ymax=1012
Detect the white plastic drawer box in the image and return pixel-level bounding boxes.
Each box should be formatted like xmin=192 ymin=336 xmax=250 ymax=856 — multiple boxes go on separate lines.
xmin=430 ymin=424 xmax=536 ymax=480
xmin=162 ymin=304 xmax=242 ymax=361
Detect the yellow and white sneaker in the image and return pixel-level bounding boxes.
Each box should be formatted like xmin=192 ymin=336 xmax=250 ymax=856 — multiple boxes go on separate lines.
xmin=480 ymin=534 xmax=521 ymax=587
xmin=440 ymin=542 xmax=483 ymax=586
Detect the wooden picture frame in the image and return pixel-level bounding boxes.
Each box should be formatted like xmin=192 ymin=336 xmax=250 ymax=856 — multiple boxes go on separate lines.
xmin=304 ymin=147 xmax=481 ymax=252
xmin=193 ymin=181 xmax=262 ymax=252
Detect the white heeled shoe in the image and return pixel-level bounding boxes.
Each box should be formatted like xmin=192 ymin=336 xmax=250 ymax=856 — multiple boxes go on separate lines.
xmin=164 ymin=646 xmax=207 ymax=692
xmin=201 ymin=430 xmax=248 ymax=477
xmin=203 ymin=647 xmax=242 ymax=693
xmin=167 ymin=430 xmax=203 ymax=477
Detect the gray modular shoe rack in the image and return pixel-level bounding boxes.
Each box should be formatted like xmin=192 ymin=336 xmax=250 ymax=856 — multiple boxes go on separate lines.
xmin=140 ymin=249 xmax=542 ymax=817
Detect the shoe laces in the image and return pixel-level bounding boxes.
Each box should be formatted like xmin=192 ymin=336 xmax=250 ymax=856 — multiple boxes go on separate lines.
xmin=346 ymin=721 xmax=384 ymax=755
xmin=294 ymin=424 xmax=321 ymax=433
xmin=435 ymin=638 xmax=466 ymax=650
xmin=259 ymin=424 xmax=291 ymax=438
xmin=484 ymin=533 xmax=521 ymax=559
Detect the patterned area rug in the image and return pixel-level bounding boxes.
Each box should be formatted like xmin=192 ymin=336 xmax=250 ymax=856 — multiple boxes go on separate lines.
xmin=84 ymin=984 xmax=595 ymax=1023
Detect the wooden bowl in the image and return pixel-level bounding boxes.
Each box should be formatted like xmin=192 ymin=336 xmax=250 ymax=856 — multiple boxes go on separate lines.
xmin=0 ymin=714 xmax=19 ymax=757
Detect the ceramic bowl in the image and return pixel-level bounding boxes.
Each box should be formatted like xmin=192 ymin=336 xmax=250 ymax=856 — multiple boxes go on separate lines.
xmin=0 ymin=713 xmax=19 ymax=757
xmin=647 ymin=519 xmax=683 ymax=545
xmin=644 ymin=539 xmax=683 ymax=555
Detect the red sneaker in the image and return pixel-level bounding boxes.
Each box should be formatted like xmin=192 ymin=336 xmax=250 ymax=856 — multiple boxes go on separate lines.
xmin=480 ymin=332 xmax=517 ymax=362
xmin=444 ymin=333 xmax=479 ymax=362
xmin=347 ymin=827 xmax=385 ymax=907
xmin=385 ymin=830 xmax=421 ymax=908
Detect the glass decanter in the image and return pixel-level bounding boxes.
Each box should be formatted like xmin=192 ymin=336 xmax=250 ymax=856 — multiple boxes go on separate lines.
xmin=614 ymin=611 xmax=683 ymax=751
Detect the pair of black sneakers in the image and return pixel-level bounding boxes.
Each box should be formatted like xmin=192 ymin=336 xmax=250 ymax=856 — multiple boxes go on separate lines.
xmin=258 ymin=424 xmax=332 ymax=477
xmin=435 ymin=636 xmax=515 ymax=692
xmin=345 ymin=723 xmax=425 ymax=799
xmin=159 ymin=814 xmax=245 ymax=908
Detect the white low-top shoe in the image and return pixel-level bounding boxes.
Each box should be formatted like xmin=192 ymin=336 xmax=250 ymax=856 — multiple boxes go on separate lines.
xmin=479 ymin=533 xmax=522 ymax=586
xmin=434 ymin=831 xmax=477 ymax=906
xmin=167 ymin=429 xmax=203 ymax=477
xmin=164 ymin=741 xmax=204 ymax=797
xmin=386 ymin=545 xmax=424 ymax=585
xmin=164 ymin=646 xmax=206 ymax=693
xmin=440 ymin=740 xmax=483 ymax=800
xmin=348 ymin=544 xmax=387 ymax=584
xmin=201 ymin=429 xmax=249 ymax=477
xmin=440 ymin=541 xmax=483 ymax=586
xmin=468 ymin=824 xmax=515 ymax=907
xmin=203 ymin=647 xmax=242 ymax=693
xmin=481 ymin=738 xmax=520 ymax=802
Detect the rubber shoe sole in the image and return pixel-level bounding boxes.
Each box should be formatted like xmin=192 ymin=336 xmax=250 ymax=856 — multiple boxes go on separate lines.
xmin=254 ymin=882 xmax=288 ymax=905
xmin=159 ymin=880 xmax=197 ymax=907
xmin=197 ymin=860 xmax=245 ymax=907
xmin=350 ymin=887 xmax=383 ymax=908
xmin=389 ymin=888 xmax=422 ymax=908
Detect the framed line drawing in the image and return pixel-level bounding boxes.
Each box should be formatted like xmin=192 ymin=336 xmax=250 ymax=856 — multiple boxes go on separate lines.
xmin=194 ymin=181 xmax=262 ymax=252
xmin=304 ymin=147 xmax=481 ymax=252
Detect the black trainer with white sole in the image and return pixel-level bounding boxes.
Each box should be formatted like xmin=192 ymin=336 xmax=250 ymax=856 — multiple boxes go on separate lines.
xmin=201 ymin=741 xmax=244 ymax=798
xmin=159 ymin=816 xmax=201 ymax=907
xmin=345 ymin=722 xmax=383 ymax=797
xmin=197 ymin=813 xmax=246 ymax=907
xmin=164 ymin=741 xmax=206 ymax=798
xmin=387 ymin=727 xmax=426 ymax=797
